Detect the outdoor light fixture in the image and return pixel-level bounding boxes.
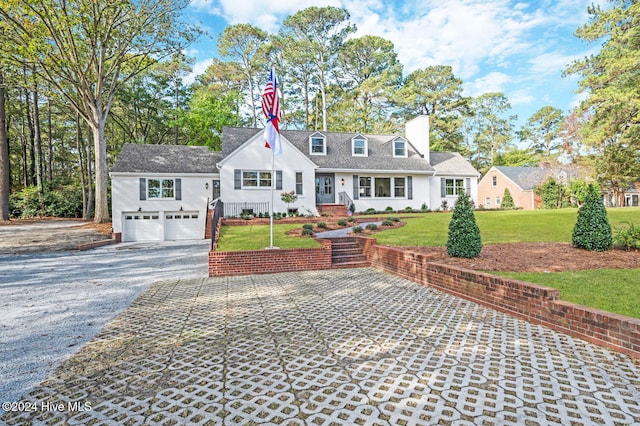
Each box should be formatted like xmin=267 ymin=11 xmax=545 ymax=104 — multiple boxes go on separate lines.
xmin=341 ymin=178 xmax=345 ymax=186
xmin=138 ymin=207 xmax=142 ymax=212
xmin=179 ymin=206 xmax=183 ymax=211
xmin=205 ymin=182 xmax=209 ymax=190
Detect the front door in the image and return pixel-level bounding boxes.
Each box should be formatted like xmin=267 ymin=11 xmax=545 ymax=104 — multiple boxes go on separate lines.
xmin=315 ymin=174 xmax=335 ymax=204
xmin=212 ymin=179 xmax=221 ymax=200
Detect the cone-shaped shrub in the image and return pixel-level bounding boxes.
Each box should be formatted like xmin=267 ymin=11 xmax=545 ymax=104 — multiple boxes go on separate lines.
xmin=572 ymin=184 xmax=612 ymax=251
xmin=501 ymin=188 xmax=514 ymax=209
xmin=447 ymin=193 xmax=482 ymax=258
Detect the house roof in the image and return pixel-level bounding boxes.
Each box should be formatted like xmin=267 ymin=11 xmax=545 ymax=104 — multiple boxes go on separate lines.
xmin=494 ymin=166 xmax=548 ymax=190
xmin=222 ymin=126 xmax=475 ymax=174
xmin=493 ymin=165 xmax=585 ymax=190
xmin=111 ymin=143 xmax=222 ymax=174
xmin=431 ymin=152 xmax=480 ymax=176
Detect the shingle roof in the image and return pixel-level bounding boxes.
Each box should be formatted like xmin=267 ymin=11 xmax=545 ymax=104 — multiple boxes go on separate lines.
xmin=111 ymin=143 xmax=222 ymax=174
xmin=430 ymin=152 xmax=480 ymax=176
xmin=494 ymin=166 xmax=548 ymax=190
xmin=222 ymin=127 xmax=443 ymax=173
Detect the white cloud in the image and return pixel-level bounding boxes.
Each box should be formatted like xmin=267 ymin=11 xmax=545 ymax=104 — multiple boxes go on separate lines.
xmin=465 ymin=72 xmax=512 ymax=97
xmin=184 ymin=58 xmax=214 ymax=85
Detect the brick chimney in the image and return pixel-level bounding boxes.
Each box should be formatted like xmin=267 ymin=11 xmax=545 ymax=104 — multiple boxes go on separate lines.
xmin=405 ymin=115 xmax=430 ymax=161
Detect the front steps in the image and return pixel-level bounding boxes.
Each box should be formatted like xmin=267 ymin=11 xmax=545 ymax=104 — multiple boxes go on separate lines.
xmin=317 ymin=204 xmax=349 ymax=216
xmin=328 ymin=237 xmax=369 ymax=269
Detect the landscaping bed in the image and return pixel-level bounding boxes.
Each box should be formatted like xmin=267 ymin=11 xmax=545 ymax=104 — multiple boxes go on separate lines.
xmin=408 ymin=242 xmax=640 ymax=272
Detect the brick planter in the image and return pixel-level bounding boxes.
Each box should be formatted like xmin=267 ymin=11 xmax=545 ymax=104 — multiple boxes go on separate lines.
xmin=356 ymin=236 xmax=640 ymax=360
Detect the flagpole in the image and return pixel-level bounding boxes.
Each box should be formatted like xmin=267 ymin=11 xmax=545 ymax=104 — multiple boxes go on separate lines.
xmin=269 ymin=149 xmax=275 ymax=248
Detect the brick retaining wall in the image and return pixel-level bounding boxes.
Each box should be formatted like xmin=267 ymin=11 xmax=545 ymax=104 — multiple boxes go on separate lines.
xmin=208 ymin=239 xmax=333 ymax=277
xmin=356 ymin=237 xmax=640 ymax=359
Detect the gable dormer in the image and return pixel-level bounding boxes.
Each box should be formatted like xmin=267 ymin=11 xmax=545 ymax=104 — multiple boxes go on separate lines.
xmin=392 ymin=136 xmax=408 ymax=158
xmin=352 ymin=135 xmax=368 ymax=157
xmin=309 ymin=132 xmax=326 ymax=155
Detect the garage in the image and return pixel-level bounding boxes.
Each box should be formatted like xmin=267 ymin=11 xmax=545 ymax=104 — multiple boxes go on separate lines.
xmin=122 ymin=212 xmax=161 ymax=242
xmin=164 ymin=211 xmax=201 ymax=240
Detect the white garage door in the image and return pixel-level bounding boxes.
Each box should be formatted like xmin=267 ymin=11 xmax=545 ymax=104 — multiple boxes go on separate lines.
xmin=165 ymin=212 xmax=201 ymax=240
xmin=122 ymin=212 xmax=161 ymax=242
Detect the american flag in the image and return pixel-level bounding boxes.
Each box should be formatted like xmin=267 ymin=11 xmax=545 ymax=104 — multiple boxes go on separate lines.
xmin=261 ymin=69 xmax=282 ymax=156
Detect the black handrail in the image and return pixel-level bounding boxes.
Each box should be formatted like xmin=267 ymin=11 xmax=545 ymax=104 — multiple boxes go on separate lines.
xmin=210 ymin=198 xmax=224 ymax=250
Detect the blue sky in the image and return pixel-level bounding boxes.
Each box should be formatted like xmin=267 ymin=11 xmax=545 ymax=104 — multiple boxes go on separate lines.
xmin=183 ymin=0 xmax=603 ymax=129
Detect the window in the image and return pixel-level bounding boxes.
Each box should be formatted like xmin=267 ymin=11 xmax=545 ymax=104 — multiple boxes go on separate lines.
xmin=375 ymin=178 xmax=391 ymax=197
xmin=394 ymin=139 xmax=407 ymax=157
xmin=445 ymin=178 xmax=466 ymax=196
xmin=492 ymin=176 xmax=497 ymax=187
xmin=359 ymin=177 xmax=371 ymax=198
xmin=310 ymin=135 xmax=326 ymax=155
xmin=496 ymin=196 xmax=501 ymax=206
xmin=147 ymin=179 xmax=175 ymax=199
xmin=394 ymin=177 xmax=406 ymax=197
xmin=295 ymin=172 xmax=303 ymax=195
xmin=242 ymin=171 xmax=272 ymax=188
xmin=352 ymin=137 xmax=367 ymax=156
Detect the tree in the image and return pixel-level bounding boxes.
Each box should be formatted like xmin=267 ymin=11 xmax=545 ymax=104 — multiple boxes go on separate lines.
xmin=535 ymin=177 xmax=567 ymax=209
xmin=396 ymin=65 xmax=469 ymax=152
xmin=0 ymin=71 xmax=8 ymax=220
xmin=564 ymin=1 xmax=640 ymax=184
xmin=572 ymin=184 xmax=612 ymax=251
xmin=446 ymin=192 xmax=482 ymax=258
xmin=217 ymin=24 xmax=268 ymax=128
xmin=518 ymin=106 xmax=564 ymax=160
xmin=501 ymin=188 xmax=514 ymax=209
xmin=467 ymin=93 xmax=516 ymax=173
xmin=0 ymin=0 xmax=199 ymax=222
xmin=281 ymin=6 xmax=355 ymax=131
xmin=178 ymin=88 xmax=238 ymax=150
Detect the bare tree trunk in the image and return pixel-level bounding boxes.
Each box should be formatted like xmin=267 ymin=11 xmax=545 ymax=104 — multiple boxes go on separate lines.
xmin=20 ymin=116 xmax=28 ymax=187
xmin=30 ymin=69 xmax=44 ymax=203
xmin=0 ymin=71 xmax=10 ymax=221
xmin=76 ymin=113 xmax=89 ymax=219
xmin=23 ymin=83 xmax=35 ymax=186
xmin=91 ymin=115 xmax=109 ymax=223
xmin=47 ymin=99 xmax=53 ymax=183
xmin=174 ymin=84 xmax=179 ymax=144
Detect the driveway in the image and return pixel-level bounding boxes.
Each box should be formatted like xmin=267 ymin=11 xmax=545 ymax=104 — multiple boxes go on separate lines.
xmin=2 ymin=268 xmax=639 ymax=425
xmin=0 ymin=238 xmax=210 ymax=409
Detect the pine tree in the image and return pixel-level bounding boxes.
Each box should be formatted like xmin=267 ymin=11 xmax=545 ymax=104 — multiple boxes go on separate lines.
xmin=572 ymin=184 xmax=612 ymax=251
xmin=501 ymin=188 xmax=514 ymax=209
xmin=447 ymin=193 xmax=482 ymax=258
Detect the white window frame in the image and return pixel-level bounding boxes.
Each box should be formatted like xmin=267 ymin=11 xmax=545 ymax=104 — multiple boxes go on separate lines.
xmin=242 ymin=170 xmax=272 ymax=188
xmin=147 ymin=178 xmax=175 ymax=199
xmin=393 ymin=138 xmax=407 ymax=158
xmin=445 ymin=178 xmax=466 ymax=196
xmin=352 ymin=136 xmax=367 ymax=156
xmin=485 ymin=197 xmax=491 ymax=208
xmin=496 ymin=196 xmax=501 ymax=206
xmin=492 ymin=175 xmax=497 ymax=187
xmin=295 ymin=172 xmax=303 ymax=195
xmin=309 ymin=133 xmax=326 ymax=155
xmin=359 ymin=176 xmax=407 ymax=199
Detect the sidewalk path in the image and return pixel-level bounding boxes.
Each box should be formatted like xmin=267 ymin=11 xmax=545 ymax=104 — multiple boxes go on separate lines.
xmin=3 ymin=268 xmax=639 ymax=425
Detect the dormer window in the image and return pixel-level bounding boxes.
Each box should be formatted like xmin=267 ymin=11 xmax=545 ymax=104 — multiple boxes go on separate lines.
xmin=352 ymin=136 xmax=367 ymax=156
xmin=393 ymin=138 xmax=407 ymax=157
xmin=309 ymin=133 xmax=326 ymax=155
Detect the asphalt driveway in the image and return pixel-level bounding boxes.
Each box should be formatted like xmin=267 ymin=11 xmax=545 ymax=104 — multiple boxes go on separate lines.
xmin=0 ymin=239 xmax=210 ymax=408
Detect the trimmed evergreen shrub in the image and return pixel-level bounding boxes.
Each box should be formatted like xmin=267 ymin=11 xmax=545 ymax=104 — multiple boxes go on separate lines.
xmin=317 ymin=221 xmax=328 ymax=229
xmin=337 ymin=219 xmax=347 ymax=226
xmin=501 ymin=188 xmax=514 ymax=209
xmin=352 ymin=226 xmax=363 ymax=233
xmin=446 ymin=193 xmax=482 ymax=258
xmin=572 ymin=184 xmax=612 ymax=251
xmin=302 ymin=223 xmax=314 ymax=230
xmin=302 ymin=228 xmax=314 ymax=236
xmin=365 ymin=223 xmax=378 ymax=231
xmin=382 ymin=219 xmax=394 ymax=226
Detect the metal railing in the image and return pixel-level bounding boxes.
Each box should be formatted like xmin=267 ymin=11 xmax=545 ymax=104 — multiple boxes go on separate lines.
xmin=338 ymin=191 xmax=354 ymax=210
xmin=223 ymin=201 xmax=270 ymax=217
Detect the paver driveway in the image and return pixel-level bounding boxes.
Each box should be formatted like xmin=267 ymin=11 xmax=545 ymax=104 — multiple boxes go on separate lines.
xmin=2 ymin=268 xmax=639 ymax=425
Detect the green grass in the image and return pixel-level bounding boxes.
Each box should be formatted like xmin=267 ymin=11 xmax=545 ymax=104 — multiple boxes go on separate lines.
xmin=495 ymin=269 xmax=640 ymax=319
xmin=216 ymin=223 xmax=320 ymax=251
xmin=374 ymin=207 xmax=640 ymax=246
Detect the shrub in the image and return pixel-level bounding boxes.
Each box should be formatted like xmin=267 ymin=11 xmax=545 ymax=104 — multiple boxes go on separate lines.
xmin=365 ymin=223 xmax=378 ymax=231
xmin=613 ymin=223 xmax=640 ymax=250
xmin=385 ymin=206 xmax=393 ymax=212
xmin=446 ymin=193 xmax=482 ymax=258
xmin=572 ymin=184 xmax=612 ymax=251
xmin=364 ymin=208 xmax=377 ymax=215
xmin=388 ymin=216 xmax=400 ymax=223
xmin=347 ymin=216 xmax=355 ymax=223
xmin=501 ymin=188 xmax=514 ymax=209
xmin=440 ymin=200 xmax=448 ymax=211
xmin=301 ymin=228 xmax=314 ymax=236
xmin=349 ymin=203 xmax=356 ymax=214
xmin=405 ymin=206 xmax=413 ymax=212
xmin=352 ymin=226 xmax=363 ymax=233
xmin=337 ymin=219 xmax=347 ymax=226
xmin=302 ymin=223 xmax=314 ymax=230
xmin=420 ymin=202 xmax=429 ymax=212
xmin=317 ymin=221 xmax=328 ymax=229
xmin=382 ymin=219 xmax=393 ymax=227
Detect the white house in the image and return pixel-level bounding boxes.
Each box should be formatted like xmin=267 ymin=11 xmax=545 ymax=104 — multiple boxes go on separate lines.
xmin=111 ymin=115 xmax=480 ymax=241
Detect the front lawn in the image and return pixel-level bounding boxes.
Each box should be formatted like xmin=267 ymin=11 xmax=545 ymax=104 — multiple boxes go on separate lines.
xmin=216 ymin=223 xmax=320 ymax=251
xmin=495 ymin=269 xmax=640 ymax=319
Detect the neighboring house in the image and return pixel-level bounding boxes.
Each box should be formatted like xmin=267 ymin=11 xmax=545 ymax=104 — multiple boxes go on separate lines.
xmin=478 ymin=165 xmax=584 ymax=210
xmin=111 ymin=144 xmax=222 ymax=242
xmin=111 ymin=115 xmax=480 ymax=241
xmin=603 ymin=181 xmax=640 ymax=207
